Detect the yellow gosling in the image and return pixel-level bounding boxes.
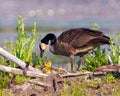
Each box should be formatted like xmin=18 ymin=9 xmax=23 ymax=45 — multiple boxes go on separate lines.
xmin=42 ymin=60 xmax=68 ymax=74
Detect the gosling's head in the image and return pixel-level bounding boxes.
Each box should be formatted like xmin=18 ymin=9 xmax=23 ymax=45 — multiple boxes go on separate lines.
xmin=44 ymin=60 xmax=52 ymax=68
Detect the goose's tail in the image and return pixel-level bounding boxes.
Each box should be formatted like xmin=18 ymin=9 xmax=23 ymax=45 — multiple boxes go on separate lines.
xmin=103 ymin=35 xmax=110 ymax=44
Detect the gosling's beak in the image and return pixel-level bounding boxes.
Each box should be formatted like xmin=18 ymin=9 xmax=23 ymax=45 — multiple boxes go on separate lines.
xmin=39 ymin=43 xmax=47 ymax=58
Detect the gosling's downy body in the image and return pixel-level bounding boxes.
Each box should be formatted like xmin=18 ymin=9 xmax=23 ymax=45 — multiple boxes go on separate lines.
xmin=42 ymin=60 xmax=68 ymax=74
xmin=40 ymin=28 xmax=110 ymax=71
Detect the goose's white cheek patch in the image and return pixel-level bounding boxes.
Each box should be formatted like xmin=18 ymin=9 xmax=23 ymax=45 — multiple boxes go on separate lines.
xmin=40 ymin=43 xmax=48 ymax=50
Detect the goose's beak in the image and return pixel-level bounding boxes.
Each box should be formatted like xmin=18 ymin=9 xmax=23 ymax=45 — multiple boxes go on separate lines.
xmin=40 ymin=50 xmax=44 ymax=58
xmin=39 ymin=43 xmax=48 ymax=58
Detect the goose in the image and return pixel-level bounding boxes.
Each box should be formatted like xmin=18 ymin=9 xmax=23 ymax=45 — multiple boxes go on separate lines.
xmin=39 ymin=28 xmax=110 ymax=71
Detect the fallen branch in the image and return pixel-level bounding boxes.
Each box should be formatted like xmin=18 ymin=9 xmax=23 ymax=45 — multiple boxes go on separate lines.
xmin=61 ymin=64 xmax=120 ymax=78
xmin=95 ymin=64 xmax=120 ymax=72
xmin=61 ymin=72 xmax=93 ymax=78
xmin=60 ymin=71 xmax=107 ymax=79
xmin=0 ymin=65 xmax=48 ymax=77
xmin=0 ymin=47 xmax=40 ymax=72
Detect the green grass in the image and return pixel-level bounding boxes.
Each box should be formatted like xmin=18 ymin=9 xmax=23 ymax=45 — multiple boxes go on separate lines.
xmin=15 ymin=75 xmax=30 ymax=84
xmin=112 ymin=86 xmax=120 ymax=96
xmin=59 ymin=79 xmax=87 ymax=96
xmin=0 ymin=89 xmax=13 ymax=96
xmin=109 ymin=32 xmax=120 ymax=64
xmin=85 ymin=33 xmax=120 ymax=71
xmin=102 ymin=73 xmax=116 ymax=83
xmin=60 ymin=84 xmax=85 ymax=96
xmin=3 ymin=16 xmax=42 ymax=66
xmin=0 ymin=72 xmax=9 ymax=88
xmin=85 ymin=47 xmax=109 ymax=71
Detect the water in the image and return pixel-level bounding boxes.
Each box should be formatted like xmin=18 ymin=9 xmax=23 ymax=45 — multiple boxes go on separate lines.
xmin=0 ymin=32 xmax=17 ymax=47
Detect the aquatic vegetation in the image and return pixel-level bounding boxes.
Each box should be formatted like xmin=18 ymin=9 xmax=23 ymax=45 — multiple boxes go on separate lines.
xmin=2 ymin=16 xmax=42 ymax=67
xmin=85 ymin=47 xmax=109 ymax=71
xmin=109 ymin=32 xmax=120 ymax=64
xmin=85 ymin=23 xmax=120 ymax=71
xmin=85 ymin=33 xmax=120 ymax=71
xmin=92 ymin=22 xmax=100 ymax=30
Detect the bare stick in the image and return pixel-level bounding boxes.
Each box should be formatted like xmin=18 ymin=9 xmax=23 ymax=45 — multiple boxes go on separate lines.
xmin=61 ymin=72 xmax=93 ymax=78
xmin=0 ymin=65 xmax=48 ymax=77
xmin=107 ymin=54 xmax=113 ymax=65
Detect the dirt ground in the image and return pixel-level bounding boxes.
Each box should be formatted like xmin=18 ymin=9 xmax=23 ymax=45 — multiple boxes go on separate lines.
xmin=3 ymin=74 xmax=120 ymax=96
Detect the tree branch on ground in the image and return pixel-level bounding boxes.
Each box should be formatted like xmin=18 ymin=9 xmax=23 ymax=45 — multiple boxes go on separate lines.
xmin=95 ymin=64 xmax=120 ymax=72
xmin=0 ymin=47 xmax=48 ymax=77
xmin=0 ymin=65 xmax=48 ymax=77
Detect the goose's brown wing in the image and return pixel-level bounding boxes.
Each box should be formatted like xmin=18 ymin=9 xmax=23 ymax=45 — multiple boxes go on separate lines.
xmin=58 ymin=28 xmax=109 ymax=48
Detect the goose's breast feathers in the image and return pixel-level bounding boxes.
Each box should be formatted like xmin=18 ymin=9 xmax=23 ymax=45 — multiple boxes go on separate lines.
xmin=50 ymin=40 xmax=76 ymax=56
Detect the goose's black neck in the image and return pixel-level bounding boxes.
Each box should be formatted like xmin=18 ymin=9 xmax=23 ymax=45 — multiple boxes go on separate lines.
xmin=41 ymin=33 xmax=56 ymax=45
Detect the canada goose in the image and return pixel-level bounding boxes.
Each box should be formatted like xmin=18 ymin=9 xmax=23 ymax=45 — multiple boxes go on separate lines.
xmin=39 ymin=28 xmax=110 ymax=71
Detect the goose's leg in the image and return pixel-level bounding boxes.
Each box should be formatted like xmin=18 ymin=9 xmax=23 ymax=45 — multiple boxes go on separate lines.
xmin=70 ymin=55 xmax=74 ymax=72
xmin=76 ymin=56 xmax=83 ymax=71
